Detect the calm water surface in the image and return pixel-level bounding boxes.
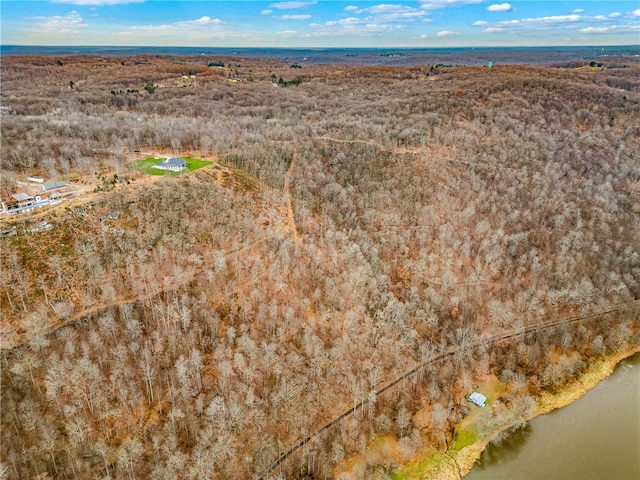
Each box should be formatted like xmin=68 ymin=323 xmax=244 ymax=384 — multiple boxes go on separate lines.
xmin=465 ymin=353 xmax=640 ymax=480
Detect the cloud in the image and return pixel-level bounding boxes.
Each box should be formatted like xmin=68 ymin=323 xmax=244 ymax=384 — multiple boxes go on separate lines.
xmin=580 ymin=24 xmax=640 ymax=33
xmin=629 ymin=9 xmax=640 ymax=17
xmin=344 ymin=5 xmax=359 ymax=11
xmin=367 ymin=4 xmax=412 ymax=14
xmin=261 ymin=9 xmax=273 ymax=14
xmin=269 ymin=1 xmax=316 ymax=9
xmin=436 ymin=30 xmax=459 ymax=36
xmin=303 ymin=14 xmax=409 ymax=38
xmin=472 ymin=9 xmax=640 ymax=39
xmin=487 ymin=3 xmax=512 ymax=12
xmin=182 ymin=16 xmax=223 ymax=27
xmin=479 ymin=13 xmax=582 ymax=29
xmin=120 ymin=16 xmax=226 ymax=36
xmin=280 ymin=14 xmax=311 ymax=20
xmin=347 ymin=3 xmax=430 ymax=21
xmin=29 ymin=10 xmax=88 ymax=35
xmin=52 ymin=0 xmax=142 ymax=4
xmin=337 ymin=17 xmax=360 ymax=25
xmin=579 ymin=27 xmax=609 ymax=33
xmin=572 ymin=8 xmax=584 ymax=14
xmin=420 ymin=0 xmax=481 ymax=9
xmin=536 ymin=14 xmax=580 ymax=23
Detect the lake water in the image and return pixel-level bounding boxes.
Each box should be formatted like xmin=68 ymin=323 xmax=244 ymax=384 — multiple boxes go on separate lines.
xmin=465 ymin=353 xmax=640 ymax=480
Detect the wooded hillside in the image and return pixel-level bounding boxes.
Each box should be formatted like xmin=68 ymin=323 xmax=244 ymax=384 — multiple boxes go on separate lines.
xmin=1 ymin=55 xmax=639 ymax=479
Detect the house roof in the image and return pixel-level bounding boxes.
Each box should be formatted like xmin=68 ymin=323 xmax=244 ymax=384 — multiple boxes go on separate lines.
xmin=12 ymin=193 xmax=33 ymax=202
xmin=164 ymin=157 xmax=187 ymax=166
xmin=468 ymin=392 xmax=487 ymax=406
xmin=44 ymin=181 xmax=66 ymax=190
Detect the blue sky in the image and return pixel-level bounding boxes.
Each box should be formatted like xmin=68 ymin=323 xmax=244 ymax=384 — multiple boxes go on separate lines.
xmin=1 ymin=1 xmax=639 ymax=47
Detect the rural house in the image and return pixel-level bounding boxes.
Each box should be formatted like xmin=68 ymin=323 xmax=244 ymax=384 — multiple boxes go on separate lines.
xmin=153 ymin=157 xmax=187 ymax=172
xmin=2 ymin=192 xmax=35 ymax=214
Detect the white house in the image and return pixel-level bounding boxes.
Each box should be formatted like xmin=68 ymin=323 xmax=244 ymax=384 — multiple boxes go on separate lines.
xmin=153 ymin=157 xmax=187 ymax=172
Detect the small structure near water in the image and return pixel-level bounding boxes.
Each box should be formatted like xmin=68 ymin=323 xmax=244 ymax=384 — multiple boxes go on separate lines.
xmin=468 ymin=391 xmax=487 ymax=408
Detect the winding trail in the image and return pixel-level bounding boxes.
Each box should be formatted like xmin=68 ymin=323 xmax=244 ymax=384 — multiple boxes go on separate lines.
xmin=1 ymin=237 xmax=270 ymax=352
xmin=256 ymin=300 xmax=640 ymax=480
xmin=283 ymin=151 xmax=299 ymax=243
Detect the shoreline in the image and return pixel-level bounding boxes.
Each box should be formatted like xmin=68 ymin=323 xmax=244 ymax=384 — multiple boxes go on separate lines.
xmin=398 ymin=345 xmax=640 ymax=480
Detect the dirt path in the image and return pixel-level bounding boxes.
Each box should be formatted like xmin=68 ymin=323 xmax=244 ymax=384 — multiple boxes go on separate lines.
xmin=283 ymin=150 xmax=299 ymax=243
xmin=256 ymin=300 xmax=640 ymax=480
xmin=1 ymin=236 xmax=270 ymax=352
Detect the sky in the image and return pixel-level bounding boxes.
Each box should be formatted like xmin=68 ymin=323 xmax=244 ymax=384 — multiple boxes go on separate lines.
xmin=1 ymin=1 xmax=639 ymax=48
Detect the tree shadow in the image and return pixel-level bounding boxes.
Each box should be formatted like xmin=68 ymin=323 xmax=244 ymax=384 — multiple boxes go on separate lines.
xmin=473 ymin=423 xmax=533 ymax=470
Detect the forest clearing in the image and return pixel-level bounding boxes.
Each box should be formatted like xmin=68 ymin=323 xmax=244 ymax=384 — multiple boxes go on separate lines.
xmin=1 ymin=53 xmax=639 ymax=479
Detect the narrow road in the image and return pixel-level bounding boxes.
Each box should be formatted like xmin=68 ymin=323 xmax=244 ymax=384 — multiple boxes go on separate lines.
xmin=256 ymin=300 xmax=640 ymax=480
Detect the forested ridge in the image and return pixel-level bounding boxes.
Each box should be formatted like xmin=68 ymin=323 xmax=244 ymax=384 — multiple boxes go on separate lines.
xmin=1 ymin=55 xmax=639 ymax=479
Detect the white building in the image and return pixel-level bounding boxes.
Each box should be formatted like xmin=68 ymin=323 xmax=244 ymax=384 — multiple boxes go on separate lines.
xmin=152 ymin=157 xmax=187 ymax=172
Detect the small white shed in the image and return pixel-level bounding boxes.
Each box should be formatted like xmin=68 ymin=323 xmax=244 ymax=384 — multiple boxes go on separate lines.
xmin=468 ymin=391 xmax=487 ymax=408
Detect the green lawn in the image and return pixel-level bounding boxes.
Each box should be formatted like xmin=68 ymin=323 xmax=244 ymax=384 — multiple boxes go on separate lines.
xmin=129 ymin=156 xmax=213 ymax=176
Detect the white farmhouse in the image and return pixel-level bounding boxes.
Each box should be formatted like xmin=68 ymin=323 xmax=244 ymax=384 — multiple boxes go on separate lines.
xmin=152 ymin=157 xmax=187 ymax=172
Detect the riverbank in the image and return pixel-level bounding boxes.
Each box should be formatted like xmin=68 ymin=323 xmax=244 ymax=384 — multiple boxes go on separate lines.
xmin=392 ymin=345 xmax=640 ymax=480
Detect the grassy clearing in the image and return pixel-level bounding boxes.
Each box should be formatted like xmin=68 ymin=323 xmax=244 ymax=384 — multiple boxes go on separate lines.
xmin=391 ymin=451 xmax=446 ymax=480
xmin=453 ymin=427 xmax=477 ymax=451
xmin=129 ymin=156 xmax=213 ymax=176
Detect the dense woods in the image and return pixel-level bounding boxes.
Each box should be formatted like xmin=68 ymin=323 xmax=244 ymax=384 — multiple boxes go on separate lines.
xmin=1 ymin=54 xmax=639 ymax=479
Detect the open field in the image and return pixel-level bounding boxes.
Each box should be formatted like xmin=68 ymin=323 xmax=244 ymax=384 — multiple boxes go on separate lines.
xmin=1 ymin=53 xmax=639 ymax=480
xmin=129 ymin=156 xmax=214 ymax=176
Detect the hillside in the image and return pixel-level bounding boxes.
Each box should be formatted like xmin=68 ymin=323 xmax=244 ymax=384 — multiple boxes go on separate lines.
xmin=1 ymin=55 xmax=639 ymax=479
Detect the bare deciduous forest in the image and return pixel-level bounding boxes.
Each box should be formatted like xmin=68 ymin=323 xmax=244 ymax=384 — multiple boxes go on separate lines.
xmin=1 ymin=54 xmax=639 ymax=479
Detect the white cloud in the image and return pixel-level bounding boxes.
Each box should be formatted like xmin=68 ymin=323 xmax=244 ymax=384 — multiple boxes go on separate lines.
xmin=269 ymin=1 xmax=316 ymax=9
xmin=52 ymin=0 xmax=142 ymax=4
xmin=280 ymin=14 xmax=311 ymax=20
xmin=580 ymin=24 xmax=640 ymax=33
xmin=261 ymin=9 xmax=273 ymax=14
xmin=486 ymin=13 xmax=581 ymax=28
xmin=29 ymin=10 xmax=88 ymax=35
xmin=436 ymin=30 xmax=459 ymax=36
xmin=182 ymin=16 xmax=223 ymax=27
xmin=420 ymin=0 xmax=481 ymax=9
xmin=579 ymin=27 xmax=609 ymax=33
xmin=572 ymin=8 xmax=584 ymax=14
xmin=367 ymin=4 xmax=410 ymax=13
xmin=629 ymin=9 xmax=640 ymax=17
xmin=487 ymin=3 xmax=512 ymax=12
xmin=473 ymin=9 xmax=639 ymax=39
xmin=525 ymin=14 xmax=581 ymax=23
xmin=344 ymin=5 xmax=359 ymax=11
xmin=349 ymin=3 xmax=430 ymax=21
xmin=299 ymin=14 xmax=408 ymax=39
xmin=120 ymin=16 xmax=226 ymax=36
xmin=420 ymin=33 xmax=428 ymax=38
